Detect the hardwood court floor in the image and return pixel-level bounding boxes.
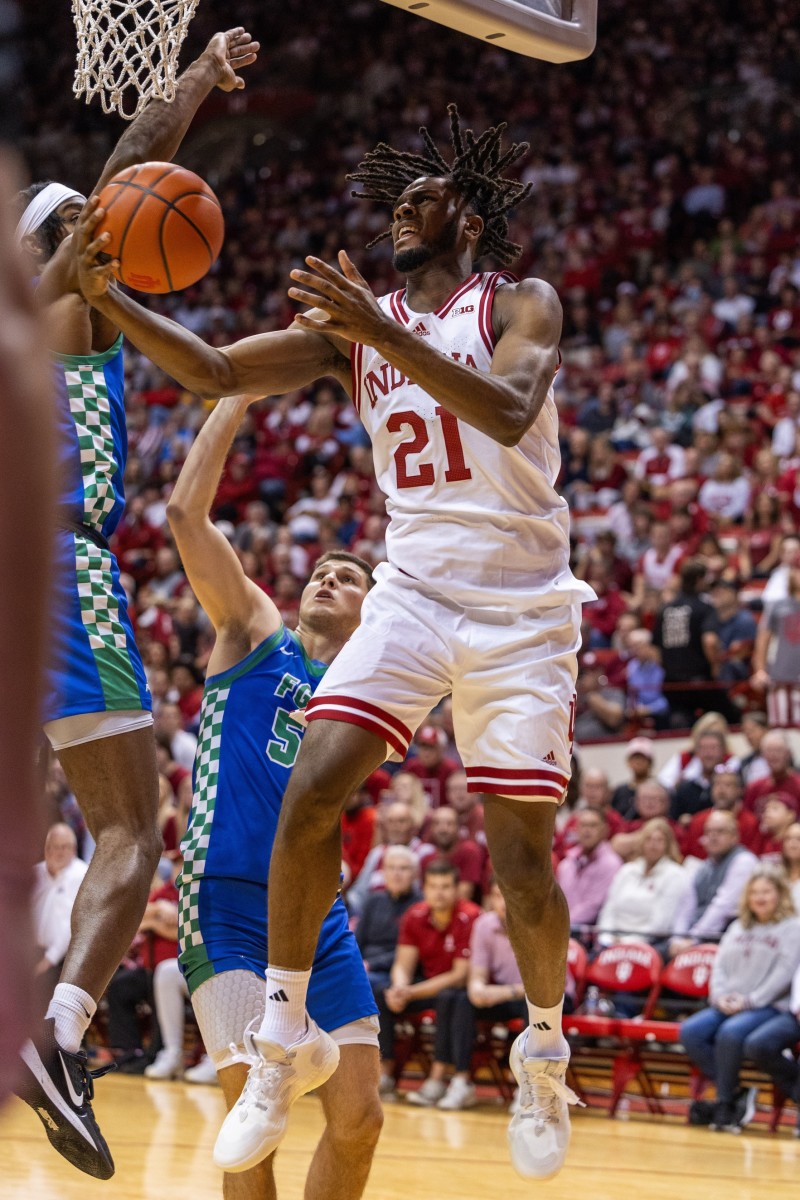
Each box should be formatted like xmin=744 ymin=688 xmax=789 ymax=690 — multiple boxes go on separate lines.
xmin=1 ymin=1076 xmax=798 ymax=1200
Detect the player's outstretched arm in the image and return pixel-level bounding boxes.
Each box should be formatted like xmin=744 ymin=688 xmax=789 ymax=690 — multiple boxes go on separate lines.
xmin=167 ymin=395 xmax=278 ymax=637
xmin=93 ymin=28 xmax=260 ymax=197
xmin=75 ymin=199 xmax=351 ymax=397
xmin=289 ymin=252 xmax=562 ymax=446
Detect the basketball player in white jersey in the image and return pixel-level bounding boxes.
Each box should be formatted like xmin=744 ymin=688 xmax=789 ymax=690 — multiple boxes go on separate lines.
xmin=76 ymin=105 xmax=595 ymax=1181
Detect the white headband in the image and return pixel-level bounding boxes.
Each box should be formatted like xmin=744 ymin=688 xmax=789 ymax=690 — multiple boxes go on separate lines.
xmin=15 ymin=182 xmax=87 ymax=245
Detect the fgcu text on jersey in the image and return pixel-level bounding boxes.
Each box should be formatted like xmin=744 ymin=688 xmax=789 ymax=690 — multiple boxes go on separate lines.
xmin=350 ymin=272 xmax=595 ymax=612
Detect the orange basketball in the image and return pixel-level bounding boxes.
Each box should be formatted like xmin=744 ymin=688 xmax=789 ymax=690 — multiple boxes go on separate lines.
xmin=94 ymin=162 xmax=224 ymax=294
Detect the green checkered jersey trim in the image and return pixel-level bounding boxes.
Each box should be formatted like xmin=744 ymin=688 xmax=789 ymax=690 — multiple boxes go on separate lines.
xmin=75 ymin=539 xmax=140 ymax=706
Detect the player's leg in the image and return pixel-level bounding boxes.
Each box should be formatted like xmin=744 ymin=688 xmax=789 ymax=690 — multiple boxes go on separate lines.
xmin=304 ymin=1042 xmax=383 ymax=1200
xmin=457 ymin=601 xmax=581 ymax=1180
xmin=16 ymin=720 xmax=159 ymax=1180
xmin=56 ymin=724 xmax=161 ymax=1004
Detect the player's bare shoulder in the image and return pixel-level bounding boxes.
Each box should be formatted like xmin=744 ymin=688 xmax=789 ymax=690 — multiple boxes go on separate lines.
xmin=491 ymin=275 xmax=562 ymax=344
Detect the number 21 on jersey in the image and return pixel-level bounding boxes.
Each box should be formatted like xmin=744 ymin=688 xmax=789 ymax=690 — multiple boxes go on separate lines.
xmin=389 ymin=405 xmax=472 ymax=489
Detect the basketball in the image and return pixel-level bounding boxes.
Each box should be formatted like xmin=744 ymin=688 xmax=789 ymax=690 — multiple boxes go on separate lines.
xmin=94 ymin=162 xmax=224 ymax=294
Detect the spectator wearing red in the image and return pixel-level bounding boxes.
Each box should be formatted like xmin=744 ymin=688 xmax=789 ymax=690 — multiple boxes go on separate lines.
xmin=633 ymin=520 xmax=685 ymax=602
xmin=377 ymin=861 xmax=480 ymax=1109
xmin=346 ymin=801 xmax=434 ymax=917
xmin=403 ymin=725 xmax=461 ymax=808
xmin=684 ymin=770 xmax=760 ymax=859
xmin=582 ymin=563 xmax=628 ymax=649
xmin=755 ymin=794 xmax=800 ymax=857
xmin=634 ymin=427 xmax=687 ymax=491
xmin=554 ymin=767 xmax=626 ymax=860
xmin=341 ymin=782 xmax=377 ymax=887
xmin=170 ymin=658 xmax=204 ymax=731
xmin=442 ymin=769 xmax=485 ymax=847
xmin=418 ymin=808 xmax=484 ymax=903
xmin=743 ymin=731 xmax=800 ymax=819
xmin=557 ymin=809 xmax=623 ymax=929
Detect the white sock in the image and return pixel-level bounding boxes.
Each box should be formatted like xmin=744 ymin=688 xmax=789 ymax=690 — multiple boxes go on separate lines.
xmin=258 ymin=966 xmax=311 ymax=1045
xmin=524 ymin=997 xmax=569 ymax=1060
xmin=47 ymin=983 xmax=97 ymax=1053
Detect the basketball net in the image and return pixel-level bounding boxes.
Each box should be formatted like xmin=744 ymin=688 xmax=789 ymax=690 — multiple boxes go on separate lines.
xmin=72 ymin=0 xmax=200 ymax=120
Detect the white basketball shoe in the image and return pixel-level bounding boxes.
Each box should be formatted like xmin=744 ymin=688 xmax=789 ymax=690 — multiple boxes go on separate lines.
xmin=213 ymin=1017 xmax=340 ymax=1173
xmin=507 ymin=1031 xmax=583 ymax=1180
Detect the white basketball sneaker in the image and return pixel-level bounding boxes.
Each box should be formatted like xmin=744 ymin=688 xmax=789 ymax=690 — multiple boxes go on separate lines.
xmin=213 ymin=1018 xmax=340 ymax=1173
xmin=507 ymin=1031 xmax=583 ymax=1180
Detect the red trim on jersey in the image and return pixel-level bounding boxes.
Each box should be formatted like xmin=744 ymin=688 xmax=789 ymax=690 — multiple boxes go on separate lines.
xmin=433 ymin=272 xmax=480 ymax=319
xmin=350 ymin=342 xmax=363 ymax=417
xmin=389 ymin=290 xmax=410 ymax=325
xmin=465 ymin=769 xmax=566 ymax=800
xmin=305 ymin=694 xmax=412 ymax=757
xmin=466 ymin=765 xmax=569 ymax=784
xmin=477 ymin=270 xmax=518 ymax=355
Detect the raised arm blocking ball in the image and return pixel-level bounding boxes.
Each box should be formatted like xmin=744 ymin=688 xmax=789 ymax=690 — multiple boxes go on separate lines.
xmin=94 ymin=162 xmax=224 ymax=294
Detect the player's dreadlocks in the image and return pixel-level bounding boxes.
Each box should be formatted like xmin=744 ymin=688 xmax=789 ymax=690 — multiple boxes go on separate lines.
xmin=347 ymin=103 xmax=532 ymax=266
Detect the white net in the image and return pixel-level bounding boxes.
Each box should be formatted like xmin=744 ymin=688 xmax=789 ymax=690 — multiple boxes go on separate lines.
xmin=71 ymin=0 xmax=200 ymax=120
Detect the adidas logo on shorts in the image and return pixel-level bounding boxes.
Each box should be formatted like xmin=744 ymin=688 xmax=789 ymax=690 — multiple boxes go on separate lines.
xmin=543 ymin=751 xmax=558 ymax=765
xmin=268 ymin=989 xmax=290 ymax=1003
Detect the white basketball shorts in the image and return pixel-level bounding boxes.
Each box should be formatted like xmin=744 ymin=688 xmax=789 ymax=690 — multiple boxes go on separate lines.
xmin=305 ymin=563 xmax=580 ymax=802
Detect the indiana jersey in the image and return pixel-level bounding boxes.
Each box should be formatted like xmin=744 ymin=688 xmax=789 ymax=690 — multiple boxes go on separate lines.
xmin=180 ymin=626 xmax=326 ymax=891
xmin=350 ymin=271 xmax=594 ymax=610
xmin=54 ymin=335 xmax=127 ymax=537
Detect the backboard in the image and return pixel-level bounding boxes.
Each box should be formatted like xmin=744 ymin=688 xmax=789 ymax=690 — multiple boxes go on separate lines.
xmin=376 ymin=0 xmax=597 ymax=62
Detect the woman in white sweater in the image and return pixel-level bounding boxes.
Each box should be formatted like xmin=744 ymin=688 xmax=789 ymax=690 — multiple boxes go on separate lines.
xmin=680 ymin=867 xmax=800 ymax=1133
xmin=596 ymin=818 xmax=687 ymax=947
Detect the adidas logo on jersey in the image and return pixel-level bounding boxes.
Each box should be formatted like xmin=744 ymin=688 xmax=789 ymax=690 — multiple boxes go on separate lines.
xmin=268 ymin=989 xmax=290 ymax=1003
xmin=412 ymin=322 xmax=430 ymax=336
xmin=543 ymin=751 xmax=558 ymax=765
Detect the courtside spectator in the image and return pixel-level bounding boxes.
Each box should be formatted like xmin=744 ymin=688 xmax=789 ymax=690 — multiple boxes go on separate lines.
xmin=554 ymin=767 xmax=626 ymax=859
xmin=743 ymin=731 xmax=800 ymax=819
xmin=557 ymin=810 xmax=623 ymax=930
xmin=356 ymin=845 xmax=422 ymax=1027
xmin=755 ymin=794 xmax=799 ymax=857
xmin=669 ymin=812 xmax=758 ymax=957
xmin=611 ymin=781 xmax=688 ymax=861
xmin=743 ymin=958 xmax=800 ymax=1138
xmin=671 ymin=730 xmax=730 ymax=823
xmin=775 ymin=824 xmax=800 ymax=909
xmin=683 ymin=770 xmax=760 ymax=859
xmin=658 ymin=713 xmax=734 ymax=791
xmin=611 ymin=737 xmax=656 ymax=820
xmin=739 ymin=713 xmax=771 ymax=787
xmin=347 ymin=801 xmax=433 ymax=917
xmin=403 ymin=725 xmax=461 ymax=808
xmin=341 ymin=782 xmax=377 ymax=887
xmin=596 ymin=819 xmax=687 ymax=951
xmin=679 ymin=868 xmax=800 ymax=1134
xmin=377 ymin=862 xmax=480 ymax=1109
xmin=419 ymin=808 xmax=484 ymax=903
xmin=32 ymin=825 xmax=88 ymax=1005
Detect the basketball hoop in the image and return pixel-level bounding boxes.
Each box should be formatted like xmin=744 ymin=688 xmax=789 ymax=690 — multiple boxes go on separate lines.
xmin=377 ymin=0 xmax=597 ymax=62
xmin=71 ymin=0 xmax=200 ymax=120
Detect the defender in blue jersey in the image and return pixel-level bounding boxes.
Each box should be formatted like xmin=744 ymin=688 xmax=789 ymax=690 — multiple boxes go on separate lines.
xmin=166 ymin=395 xmax=382 ymax=1196
xmin=14 ymin=30 xmax=259 ymax=1181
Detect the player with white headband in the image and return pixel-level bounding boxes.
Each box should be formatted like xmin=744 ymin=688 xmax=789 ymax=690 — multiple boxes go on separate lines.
xmin=14 ymin=28 xmax=258 ymax=1182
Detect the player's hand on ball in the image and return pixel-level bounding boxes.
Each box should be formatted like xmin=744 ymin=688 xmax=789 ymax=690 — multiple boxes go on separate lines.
xmin=204 ymin=28 xmax=260 ymax=92
xmin=289 ymin=251 xmax=391 ymax=344
xmin=75 ymin=197 xmax=117 ymax=302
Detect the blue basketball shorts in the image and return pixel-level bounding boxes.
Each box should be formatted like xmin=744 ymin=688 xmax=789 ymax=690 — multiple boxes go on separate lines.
xmin=43 ymin=529 xmax=151 ymax=724
xmin=178 ymin=876 xmax=378 ymax=1033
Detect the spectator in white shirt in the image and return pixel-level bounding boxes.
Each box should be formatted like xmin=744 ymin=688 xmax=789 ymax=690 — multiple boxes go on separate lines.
xmin=32 ymin=824 xmax=88 ymax=989
xmin=697 ymin=453 xmax=751 ymax=522
xmin=597 ymin=818 xmax=687 ymax=949
xmin=154 ymin=701 xmax=198 ymax=772
xmin=633 ymin=428 xmax=686 ymax=489
xmin=712 ymin=276 xmax=756 ymax=329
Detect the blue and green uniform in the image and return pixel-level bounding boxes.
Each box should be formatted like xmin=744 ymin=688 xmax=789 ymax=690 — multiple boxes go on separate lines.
xmin=178 ymin=626 xmax=376 ymax=1032
xmin=46 ymin=337 xmax=150 ymax=722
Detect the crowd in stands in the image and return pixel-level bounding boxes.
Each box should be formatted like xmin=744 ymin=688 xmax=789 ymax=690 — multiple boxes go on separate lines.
xmin=21 ymin=0 xmax=800 ymax=1127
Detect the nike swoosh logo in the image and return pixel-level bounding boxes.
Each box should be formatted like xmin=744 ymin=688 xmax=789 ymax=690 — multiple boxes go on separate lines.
xmin=19 ymin=1041 xmax=95 ymax=1147
xmin=61 ymin=1056 xmax=85 ymax=1109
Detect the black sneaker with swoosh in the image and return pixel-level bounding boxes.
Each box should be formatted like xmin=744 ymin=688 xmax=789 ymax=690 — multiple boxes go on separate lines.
xmin=16 ymin=1018 xmax=115 ymax=1179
